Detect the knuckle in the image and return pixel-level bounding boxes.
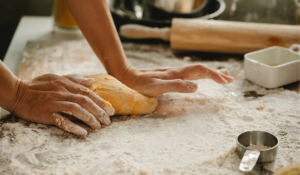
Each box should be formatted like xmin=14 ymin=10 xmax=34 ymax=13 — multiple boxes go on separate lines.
xmin=74 ymin=85 xmax=92 ymax=95
xmin=212 ymin=70 xmax=220 ymax=75
xmin=82 ymin=111 xmax=96 ymax=124
xmin=89 ymin=91 xmax=99 ymax=100
xmin=73 ymin=94 xmax=94 ymax=107
xmin=86 ymin=89 xmax=93 ymax=97
xmin=53 ymin=78 xmax=66 ymax=86
xmin=168 ymin=69 xmax=184 ymax=79
xmin=167 ymin=69 xmax=176 ymax=75
xmin=166 ymin=71 xmax=176 ymax=78
xmin=97 ymin=109 xmax=106 ymax=116
xmin=74 ymin=94 xmax=84 ymax=101
xmin=65 ymin=74 xmax=77 ymax=78
xmin=80 ymin=95 xmax=91 ymax=105
xmin=87 ymin=115 xmax=96 ymax=124
xmin=81 ymin=78 xmax=94 ymax=86
xmin=69 ymin=103 xmax=81 ymax=111
xmin=174 ymin=79 xmax=182 ymax=86
xmin=195 ymin=64 xmax=205 ymax=70
xmin=47 ymin=91 xmax=65 ymax=99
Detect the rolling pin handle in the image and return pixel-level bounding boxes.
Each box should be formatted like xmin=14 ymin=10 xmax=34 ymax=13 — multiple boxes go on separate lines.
xmin=120 ymin=24 xmax=171 ymax=41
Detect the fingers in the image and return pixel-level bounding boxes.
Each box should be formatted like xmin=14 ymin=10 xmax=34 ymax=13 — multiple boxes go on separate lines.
xmin=221 ymin=73 xmax=234 ymax=83
xmin=63 ymin=80 xmax=115 ymax=116
xmin=217 ymin=69 xmax=228 ymax=75
xmin=217 ymin=69 xmax=234 ymax=83
xmin=148 ymin=79 xmax=198 ymax=96
xmin=63 ymin=74 xmax=95 ymax=87
xmin=67 ymin=94 xmax=111 ymax=125
xmin=164 ymin=65 xmax=233 ymax=84
xmin=53 ymin=113 xmax=87 ymax=137
xmin=55 ymin=102 xmax=101 ymax=130
xmin=30 ymin=74 xmax=95 ymax=91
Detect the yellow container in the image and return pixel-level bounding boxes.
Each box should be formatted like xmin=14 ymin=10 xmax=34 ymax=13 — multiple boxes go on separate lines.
xmin=53 ymin=0 xmax=78 ymax=29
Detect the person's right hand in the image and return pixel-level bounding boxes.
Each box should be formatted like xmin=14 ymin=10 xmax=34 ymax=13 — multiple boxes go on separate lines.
xmin=8 ymin=74 xmax=115 ymax=137
xmin=116 ymin=64 xmax=234 ymax=97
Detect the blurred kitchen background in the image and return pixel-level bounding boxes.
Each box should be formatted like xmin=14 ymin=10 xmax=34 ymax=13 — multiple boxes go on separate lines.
xmin=0 ymin=0 xmax=299 ymax=61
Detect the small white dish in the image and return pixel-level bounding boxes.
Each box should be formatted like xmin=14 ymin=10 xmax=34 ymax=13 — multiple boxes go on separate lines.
xmin=244 ymin=44 xmax=300 ymax=88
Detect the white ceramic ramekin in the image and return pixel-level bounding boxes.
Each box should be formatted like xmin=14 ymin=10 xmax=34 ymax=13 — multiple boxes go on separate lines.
xmin=244 ymin=44 xmax=300 ymax=88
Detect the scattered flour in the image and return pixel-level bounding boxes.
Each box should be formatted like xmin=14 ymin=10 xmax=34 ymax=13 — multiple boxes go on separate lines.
xmin=0 ymin=40 xmax=299 ymax=175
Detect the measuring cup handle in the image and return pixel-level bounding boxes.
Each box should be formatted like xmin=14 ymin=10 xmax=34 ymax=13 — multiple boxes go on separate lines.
xmin=239 ymin=150 xmax=260 ymax=172
xmin=289 ymin=44 xmax=300 ymax=54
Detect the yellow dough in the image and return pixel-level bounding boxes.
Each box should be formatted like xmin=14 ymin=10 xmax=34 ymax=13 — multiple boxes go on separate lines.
xmin=274 ymin=164 xmax=300 ymax=175
xmin=85 ymin=74 xmax=158 ymax=115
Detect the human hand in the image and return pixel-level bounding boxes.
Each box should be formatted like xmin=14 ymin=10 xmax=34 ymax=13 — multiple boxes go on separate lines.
xmin=8 ymin=74 xmax=115 ymax=137
xmin=117 ymin=64 xmax=234 ymax=97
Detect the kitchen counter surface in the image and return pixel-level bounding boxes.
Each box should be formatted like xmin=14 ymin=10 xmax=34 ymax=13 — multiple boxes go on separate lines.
xmin=0 ymin=16 xmax=299 ymax=175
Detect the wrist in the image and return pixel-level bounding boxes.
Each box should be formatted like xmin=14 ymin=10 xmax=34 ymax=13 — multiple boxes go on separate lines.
xmin=112 ymin=65 xmax=140 ymax=89
xmin=0 ymin=75 xmax=19 ymax=112
xmin=7 ymin=79 xmax=29 ymax=114
xmin=108 ymin=62 xmax=135 ymax=81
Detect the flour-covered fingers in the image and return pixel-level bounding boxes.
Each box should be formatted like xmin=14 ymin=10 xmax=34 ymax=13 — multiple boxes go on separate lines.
xmin=161 ymin=65 xmax=210 ymax=80
xmin=56 ymin=102 xmax=101 ymax=130
xmin=63 ymin=74 xmax=95 ymax=87
xmin=217 ymin=69 xmax=228 ymax=75
xmin=216 ymin=69 xmax=234 ymax=83
xmin=52 ymin=113 xmax=87 ymax=137
xmin=171 ymin=65 xmax=230 ymax=84
xmin=64 ymin=82 xmax=115 ymax=116
xmin=160 ymin=65 xmax=230 ymax=84
xmin=208 ymin=71 xmax=230 ymax=84
xmin=67 ymin=94 xmax=111 ymax=125
xmin=221 ymin=74 xmax=234 ymax=83
xmin=149 ymin=79 xmax=198 ymax=96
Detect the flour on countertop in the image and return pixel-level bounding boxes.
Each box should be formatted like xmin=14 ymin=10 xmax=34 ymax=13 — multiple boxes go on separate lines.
xmin=0 ymin=40 xmax=299 ymax=175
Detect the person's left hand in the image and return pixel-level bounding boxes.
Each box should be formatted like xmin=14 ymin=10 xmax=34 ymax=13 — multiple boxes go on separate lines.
xmin=116 ymin=64 xmax=234 ymax=97
xmin=9 ymin=74 xmax=114 ymax=137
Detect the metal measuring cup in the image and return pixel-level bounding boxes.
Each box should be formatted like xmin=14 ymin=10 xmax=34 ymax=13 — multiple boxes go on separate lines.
xmin=236 ymin=131 xmax=279 ymax=172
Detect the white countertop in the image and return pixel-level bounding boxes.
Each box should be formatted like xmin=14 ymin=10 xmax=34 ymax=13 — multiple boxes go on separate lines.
xmin=0 ymin=17 xmax=299 ymax=174
xmin=4 ymin=16 xmax=54 ymax=73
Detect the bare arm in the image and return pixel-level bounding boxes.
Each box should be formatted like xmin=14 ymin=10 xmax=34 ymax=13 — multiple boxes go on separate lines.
xmin=63 ymin=0 xmax=234 ymax=97
xmin=0 ymin=61 xmax=19 ymax=111
xmin=0 ymin=61 xmax=114 ymax=137
xmin=62 ymin=0 xmax=130 ymax=78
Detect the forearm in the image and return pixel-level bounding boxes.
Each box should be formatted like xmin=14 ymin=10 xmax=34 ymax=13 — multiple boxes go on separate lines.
xmin=0 ymin=61 xmax=20 ymax=111
xmin=63 ymin=0 xmax=131 ymax=79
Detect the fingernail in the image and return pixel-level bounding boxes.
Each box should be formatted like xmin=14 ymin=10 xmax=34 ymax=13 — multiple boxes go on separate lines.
xmin=105 ymin=107 xmax=115 ymax=116
xmin=86 ymin=78 xmax=95 ymax=83
xmin=78 ymin=128 xmax=88 ymax=137
xmin=103 ymin=101 xmax=115 ymax=116
xmin=187 ymin=82 xmax=198 ymax=92
xmin=104 ymin=116 xmax=111 ymax=125
xmin=97 ymin=122 xmax=101 ymax=129
xmin=92 ymin=120 xmax=101 ymax=130
xmin=83 ymin=78 xmax=95 ymax=86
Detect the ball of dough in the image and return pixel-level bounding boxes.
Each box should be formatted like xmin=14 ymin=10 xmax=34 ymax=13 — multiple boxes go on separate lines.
xmin=274 ymin=164 xmax=300 ymax=175
xmin=85 ymin=74 xmax=158 ymax=115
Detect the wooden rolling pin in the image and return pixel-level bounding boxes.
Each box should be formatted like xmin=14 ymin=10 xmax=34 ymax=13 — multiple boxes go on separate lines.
xmin=120 ymin=18 xmax=300 ymax=54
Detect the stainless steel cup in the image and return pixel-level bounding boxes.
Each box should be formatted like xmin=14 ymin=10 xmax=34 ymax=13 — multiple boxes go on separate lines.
xmin=236 ymin=131 xmax=279 ymax=172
